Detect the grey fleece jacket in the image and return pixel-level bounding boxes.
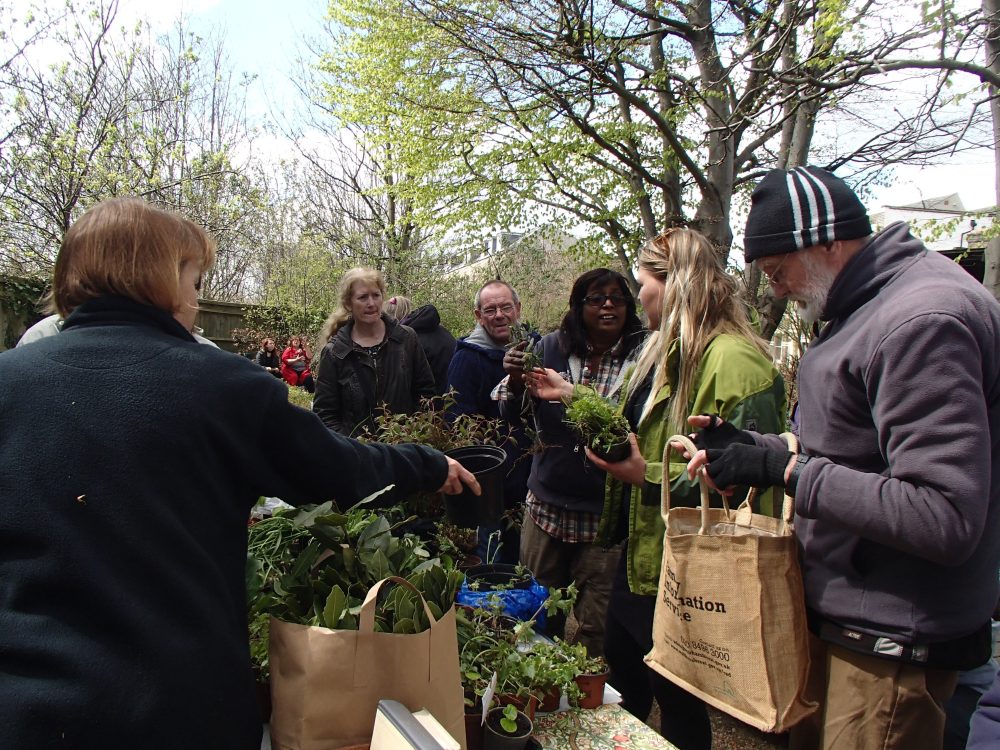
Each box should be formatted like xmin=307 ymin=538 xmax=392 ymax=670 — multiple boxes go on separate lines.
xmin=759 ymin=222 xmax=1000 ymax=644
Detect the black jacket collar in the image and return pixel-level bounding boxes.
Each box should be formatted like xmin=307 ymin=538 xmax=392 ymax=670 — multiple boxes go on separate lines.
xmin=63 ymin=295 xmax=197 ymax=343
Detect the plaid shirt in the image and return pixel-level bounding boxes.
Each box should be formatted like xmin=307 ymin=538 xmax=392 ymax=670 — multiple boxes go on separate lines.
xmin=520 ymin=337 xmax=634 ymax=543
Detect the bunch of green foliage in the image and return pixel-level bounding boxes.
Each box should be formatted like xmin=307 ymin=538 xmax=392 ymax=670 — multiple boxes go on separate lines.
xmin=362 ymin=390 xmax=511 ymax=452
xmin=246 ymin=498 xmax=464 ymax=637
xmin=564 ymin=386 xmax=630 ymax=452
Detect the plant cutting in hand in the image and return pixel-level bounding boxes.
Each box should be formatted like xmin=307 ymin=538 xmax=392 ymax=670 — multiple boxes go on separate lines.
xmin=506 ymin=323 xmax=542 ymax=373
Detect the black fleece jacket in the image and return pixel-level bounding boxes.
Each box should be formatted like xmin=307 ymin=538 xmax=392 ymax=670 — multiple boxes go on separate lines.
xmin=0 ymin=296 xmax=447 ymax=749
xmin=402 ymin=304 xmax=456 ymax=394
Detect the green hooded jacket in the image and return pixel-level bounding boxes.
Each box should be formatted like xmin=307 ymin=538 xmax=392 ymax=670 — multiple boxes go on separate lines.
xmin=596 ymin=333 xmax=786 ymax=596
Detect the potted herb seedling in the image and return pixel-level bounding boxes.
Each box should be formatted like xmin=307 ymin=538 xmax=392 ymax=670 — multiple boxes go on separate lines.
xmin=361 ymin=391 xmax=513 ymax=523
xmin=554 ymin=641 xmax=610 ymax=709
xmin=484 ymin=703 xmax=532 ymax=750
xmin=564 ymin=385 xmax=632 ymax=463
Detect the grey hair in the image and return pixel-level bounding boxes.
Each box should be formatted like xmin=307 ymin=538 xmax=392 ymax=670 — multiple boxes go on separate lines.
xmin=474 ymin=279 xmax=520 ymax=310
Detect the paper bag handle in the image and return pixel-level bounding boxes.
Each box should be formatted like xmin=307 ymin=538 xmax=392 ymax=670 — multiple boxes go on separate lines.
xmin=662 ymin=434 xmax=723 ymax=535
xmin=355 ymin=576 xmax=442 ymax=688
xmin=359 ymin=575 xmax=438 ymax=633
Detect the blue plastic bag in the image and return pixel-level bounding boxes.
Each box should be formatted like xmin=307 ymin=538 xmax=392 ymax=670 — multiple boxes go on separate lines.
xmin=456 ymin=578 xmax=549 ymax=627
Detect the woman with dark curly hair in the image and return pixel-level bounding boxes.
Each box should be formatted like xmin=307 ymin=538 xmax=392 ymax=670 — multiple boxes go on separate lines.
xmin=499 ymin=267 xmax=645 ymax=657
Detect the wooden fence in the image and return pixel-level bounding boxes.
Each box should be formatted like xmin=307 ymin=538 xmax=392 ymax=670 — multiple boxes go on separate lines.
xmin=1 ymin=297 xmax=249 ymax=353
xmin=195 ymin=299 xmax=247 ymax=353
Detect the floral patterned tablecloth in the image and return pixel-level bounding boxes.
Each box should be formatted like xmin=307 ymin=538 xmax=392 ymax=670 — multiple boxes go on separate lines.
xmin=532 ymin=704 xmax=679 ymax=749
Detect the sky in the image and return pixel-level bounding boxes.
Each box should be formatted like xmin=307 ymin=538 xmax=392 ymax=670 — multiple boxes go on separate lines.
xmin=127 ymin=0 xmax=997 ymax=214
xmin=127 ymin=0 xmax=327 ymax=123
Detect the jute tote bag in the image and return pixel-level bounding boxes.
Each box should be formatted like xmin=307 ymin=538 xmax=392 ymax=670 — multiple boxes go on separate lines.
xmin=644 ymin=434 xmax=816 ymax=733
xmin=269 ymin=576 xmax=466 ymax=750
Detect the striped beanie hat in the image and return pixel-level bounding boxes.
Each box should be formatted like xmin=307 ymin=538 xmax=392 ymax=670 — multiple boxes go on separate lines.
xmin=743 ymin=166 xmax=872 ymax=262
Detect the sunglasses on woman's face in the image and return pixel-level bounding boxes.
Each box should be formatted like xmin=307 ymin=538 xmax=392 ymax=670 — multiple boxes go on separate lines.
xmin=583 ymin=294 xmax=628 ymax=308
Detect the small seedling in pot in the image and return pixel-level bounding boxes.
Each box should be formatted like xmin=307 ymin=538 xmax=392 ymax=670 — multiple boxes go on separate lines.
xmin=499 ymin=703 xmax=520 ymax=734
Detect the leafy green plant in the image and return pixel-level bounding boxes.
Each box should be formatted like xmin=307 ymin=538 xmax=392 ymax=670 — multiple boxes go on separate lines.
xmin=361 ymin=392 xmax=512 ymax=517
xmin=362 ymin=390 xmax=511 ymax=452
xmin=456 ymin=584 xmax=579 ymax=707
xmin=564 ymin=385 xmax=630 ymax=452
xmin=246 ymin=498 xmax=464 ymax=635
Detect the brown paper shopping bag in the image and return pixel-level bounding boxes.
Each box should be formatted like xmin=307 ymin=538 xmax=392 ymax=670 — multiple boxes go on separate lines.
xmin=644 ymin=434 xmax=816 ymax=733
xmin=269 ymin=576 xmax=466 ymax=750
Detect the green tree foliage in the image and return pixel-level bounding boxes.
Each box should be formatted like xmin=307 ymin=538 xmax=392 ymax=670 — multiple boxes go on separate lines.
xmin=318 ymin=0 xmax=997 ymax=340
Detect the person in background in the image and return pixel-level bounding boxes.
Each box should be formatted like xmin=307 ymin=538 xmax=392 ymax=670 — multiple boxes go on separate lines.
xmin=385 ymin=294 xmax=457 ymax=395
xmin=446 ymin=279 xmax=532 ymax=565
xmin=383 ymin=294 xmax=413 ymax=322
xmin=313 ymin=268 xmax=435 ymax=437
xmin=684 ymin=166 xmax=1000 ymax=750
xmin=499 ymin=268 xmax=645 ymax=658
xmin=0 ymin=197 xmax=478 ymax=749
xmin=280 ymin=335 xmax=314 ymax=392
xmin=529 ymin=230 xmax=784 ymax=749
xmin=254 ymin=337 xmax=282 ymax=377
xmin=17 ymin=313 xmax=219 ymax=348
xmin=16 ymin=312 xmax=63 ymax=345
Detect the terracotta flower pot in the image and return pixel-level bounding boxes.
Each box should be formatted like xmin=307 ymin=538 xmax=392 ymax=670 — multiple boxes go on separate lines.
xmin=538 ymin=686 xmax=561 ymax=713
xmin=574 ymin=670 xmax=609 ymax=709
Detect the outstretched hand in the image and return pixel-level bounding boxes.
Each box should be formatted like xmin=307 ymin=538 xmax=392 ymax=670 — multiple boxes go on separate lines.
xmin=439 ymin=457 xmax=482 ymax=496
xmin=525 ymin=367 xmax=573 ymax=402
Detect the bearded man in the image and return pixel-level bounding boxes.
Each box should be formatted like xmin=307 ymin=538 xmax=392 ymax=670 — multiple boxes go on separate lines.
xmin=686 ymin=166 xmax=1000 ymax=750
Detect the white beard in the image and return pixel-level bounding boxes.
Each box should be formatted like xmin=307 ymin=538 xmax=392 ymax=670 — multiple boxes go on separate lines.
xmin=794 ymin=253 xmax=839 ymax=324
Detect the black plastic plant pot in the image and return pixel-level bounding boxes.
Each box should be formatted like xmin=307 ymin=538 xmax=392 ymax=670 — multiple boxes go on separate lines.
xmin=444 ymin=445 xmax=506 ymax=528
xmin=591 ymin=438 xmax=631 ymax=463
xmin=463 ymin=563 xmax=533 ymax=591
xmin=484 ymin=707 xmax=533 ymax=750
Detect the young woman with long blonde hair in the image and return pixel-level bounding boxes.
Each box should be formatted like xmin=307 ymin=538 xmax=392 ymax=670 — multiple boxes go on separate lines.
xmin=529 ymin=228 xmax=785 ymax=749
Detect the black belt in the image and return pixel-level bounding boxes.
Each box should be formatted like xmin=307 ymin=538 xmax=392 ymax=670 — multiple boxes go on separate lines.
xmin=807 ymin=609 xmax=993 ymax=671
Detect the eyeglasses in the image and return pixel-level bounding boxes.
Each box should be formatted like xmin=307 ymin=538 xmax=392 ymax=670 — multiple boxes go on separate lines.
xmin=756 ymin=254 xmax=790 ymax=285
xmin=480 ymin=303 xmax=516 ymax=318
xmin=583 ymin=294 xmax=628 ymax=308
